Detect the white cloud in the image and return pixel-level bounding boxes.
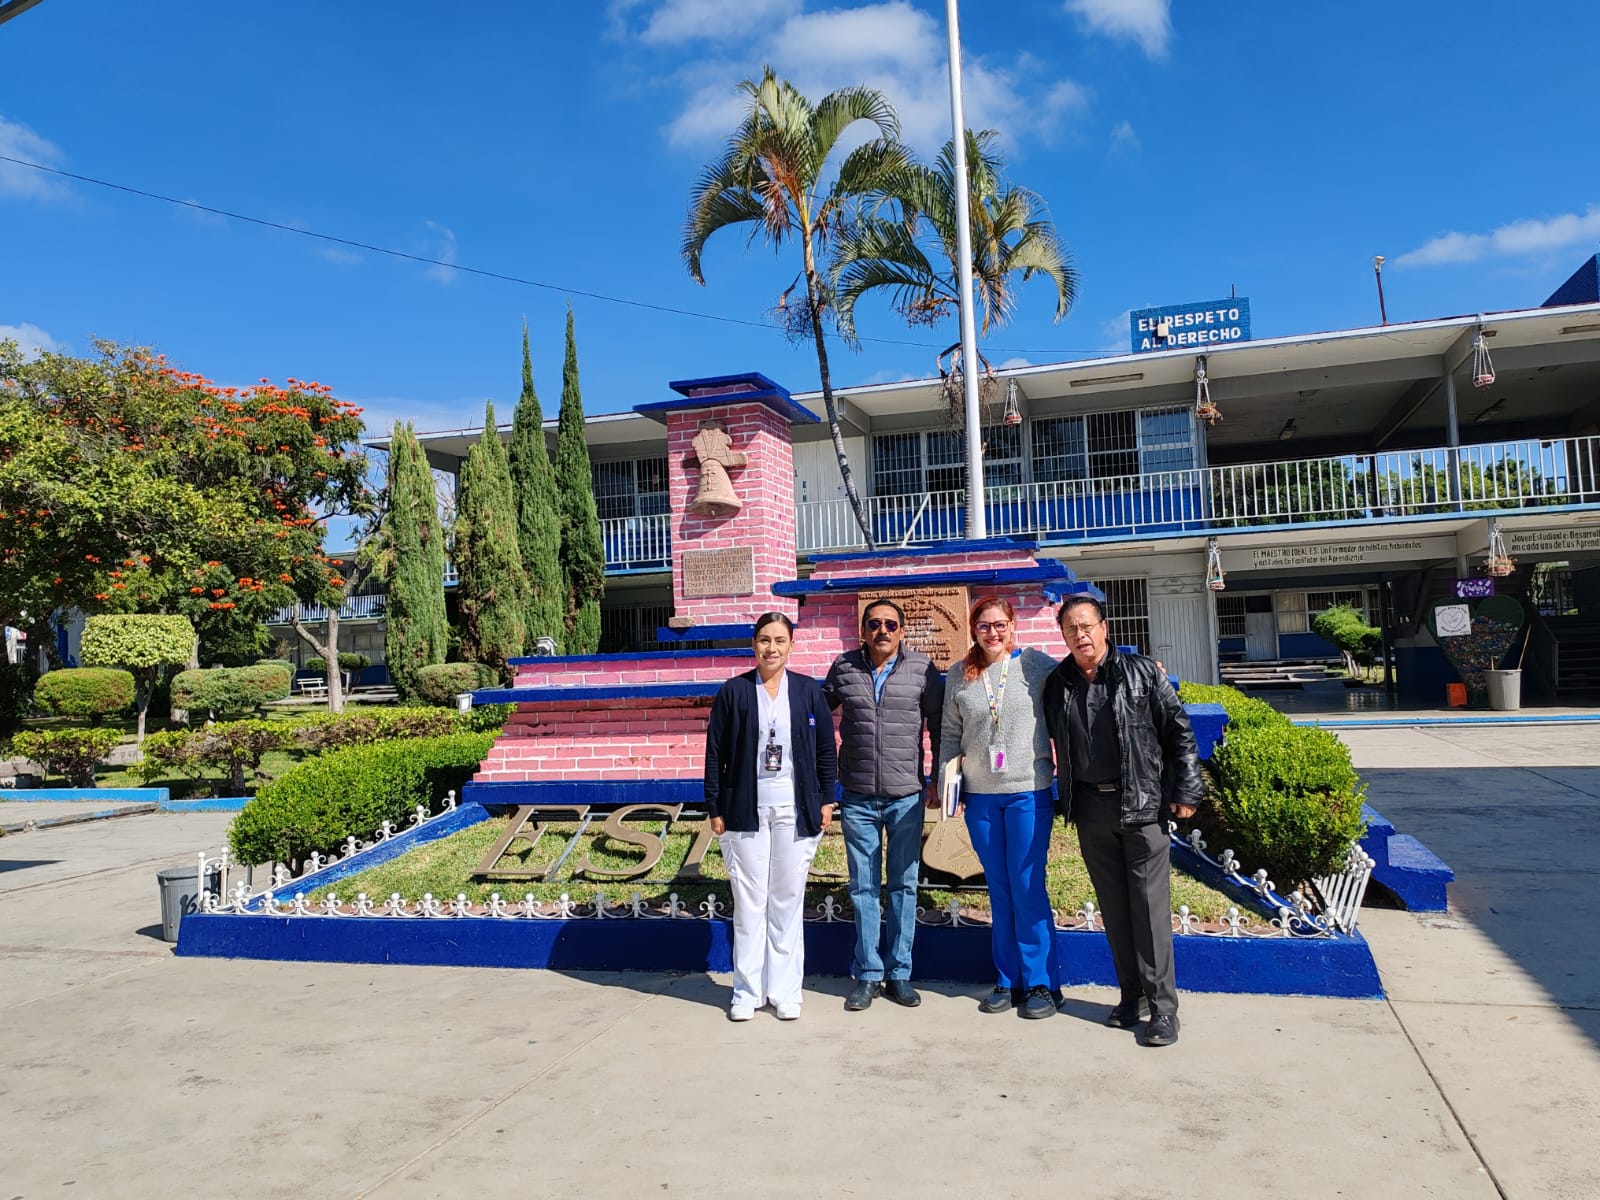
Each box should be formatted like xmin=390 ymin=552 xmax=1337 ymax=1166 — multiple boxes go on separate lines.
xmin=1110 ymin=119 xmax=1140 ymax=152
xmin=0 ymin=322 xmax=63 ymax=358
xmin=0 ymin=115 xmax=70 ymax=202
xmin=995 ymin=356 xmax=1033 ymax=370
xmin=1100 ymin=308 xmax=1133 ymax=352
xmin=627 ymin=0 xmax=803 ymax=44
xmin=1395 ymin=204 xmax=1600 ymax=268
xmin=317 ymin=246 xmax=364 ymax=267
xmin=1063 ymin=0 xmax=1172 ymax=58
xmin=647 ymin=1 xmax=1089 ymax=155
xmin=422 ymin=220 xmax=458 ymax=284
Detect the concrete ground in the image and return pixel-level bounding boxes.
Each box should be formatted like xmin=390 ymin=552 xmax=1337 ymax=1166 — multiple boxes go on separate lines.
xmin=1 ymin=724 xmax=1595 ymax=1199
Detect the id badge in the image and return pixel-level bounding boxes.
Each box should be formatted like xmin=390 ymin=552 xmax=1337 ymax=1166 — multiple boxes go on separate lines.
xmin=762 ymin=742 xmax=784 ymax=772
xmin=988 ymin=744 xmax=1006 ymax=772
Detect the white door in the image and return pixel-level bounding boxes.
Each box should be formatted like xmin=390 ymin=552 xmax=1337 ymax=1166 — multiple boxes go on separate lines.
xmin=1244 ymin=595 xmax=1276 ymax=661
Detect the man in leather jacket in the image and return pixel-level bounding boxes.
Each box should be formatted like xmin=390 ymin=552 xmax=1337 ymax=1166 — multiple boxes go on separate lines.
xmin=1043 ymin=595 xmax=1201 ymax=1046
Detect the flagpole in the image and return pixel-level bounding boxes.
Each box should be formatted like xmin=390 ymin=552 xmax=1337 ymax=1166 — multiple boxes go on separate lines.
xmin=945 ymin=0 xmax=986 ymax=539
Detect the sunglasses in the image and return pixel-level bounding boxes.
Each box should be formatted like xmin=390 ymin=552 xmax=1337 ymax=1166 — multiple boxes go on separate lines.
xmin=865 ymin=617 xmax=900 ymax=633
xmin=1062 ymin=621 xmax=1103 ymax=635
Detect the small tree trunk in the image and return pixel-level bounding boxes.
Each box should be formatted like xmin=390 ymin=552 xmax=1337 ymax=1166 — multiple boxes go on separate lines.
xmin=291 ymin=610 xmax=346 ymax=716
xmin=803 ymin=239 xmax=874 ymax=549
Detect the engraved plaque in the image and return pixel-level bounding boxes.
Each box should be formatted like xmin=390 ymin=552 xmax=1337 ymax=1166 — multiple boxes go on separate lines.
xmin=681 ymin=546 xmax=755 ymax=598
xmin=856 ymin=585 xmax=970 ymax=670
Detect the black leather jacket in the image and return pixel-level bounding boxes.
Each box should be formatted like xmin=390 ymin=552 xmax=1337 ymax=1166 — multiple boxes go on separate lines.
xmin=1043 ymin=646 xmax=1202 ymax=827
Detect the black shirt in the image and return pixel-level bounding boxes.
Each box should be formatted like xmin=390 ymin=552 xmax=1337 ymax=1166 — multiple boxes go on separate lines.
xmin=1065 ymin=655 xmax=1121 ymax=785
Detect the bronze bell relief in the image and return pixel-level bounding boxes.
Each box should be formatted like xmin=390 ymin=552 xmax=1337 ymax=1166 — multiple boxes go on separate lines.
xmin=685 ymin=419 xmax=747 ymax=518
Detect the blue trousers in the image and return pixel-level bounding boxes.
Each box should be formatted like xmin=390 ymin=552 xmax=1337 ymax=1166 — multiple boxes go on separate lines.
xmin=840 ymin=789 xmax=924 ymax=981
xmin=963 ymin=789 xmax=1060 ymax=992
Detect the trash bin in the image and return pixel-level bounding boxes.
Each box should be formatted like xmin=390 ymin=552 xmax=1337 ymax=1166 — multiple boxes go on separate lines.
xmin=157 ymin=865 xmax=220 ymax=943
xmin=1485 ymin=668 xmax=1522 ymax=712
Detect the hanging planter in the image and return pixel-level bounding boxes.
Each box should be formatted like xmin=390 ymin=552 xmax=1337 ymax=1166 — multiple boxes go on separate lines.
xmin=1194 ymin=355 xmax=1222 ymax=424
xmin=1484 ymin=554 xmax=1516 ymax=578
xmin=1206 ymin=538 xmax=1226 ymax=591
xmin=1471 ymin=327 xmax=1496 ymax=389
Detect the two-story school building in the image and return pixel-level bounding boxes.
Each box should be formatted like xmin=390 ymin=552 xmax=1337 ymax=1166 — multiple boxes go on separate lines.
xmin=277 ymin=255 xmax=1600 ymax=706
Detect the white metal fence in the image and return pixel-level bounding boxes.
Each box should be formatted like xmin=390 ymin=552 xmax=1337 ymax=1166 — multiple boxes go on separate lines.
xmin=793 ymin=433 xmax=1600 ymax=553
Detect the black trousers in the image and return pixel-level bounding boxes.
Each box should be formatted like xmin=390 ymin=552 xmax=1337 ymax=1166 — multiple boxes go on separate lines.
xmin=1073 ymin=791 xmax=1178 ymax=1017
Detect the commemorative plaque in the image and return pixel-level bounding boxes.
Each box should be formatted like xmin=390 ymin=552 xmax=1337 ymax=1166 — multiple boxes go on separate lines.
xmin=680 ymin=546 xmax=755 ymax=597
xmin=855 ymin=585 xmax=970 ymax=669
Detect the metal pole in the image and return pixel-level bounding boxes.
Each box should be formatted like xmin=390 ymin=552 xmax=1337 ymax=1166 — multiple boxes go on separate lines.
xmin=945 ymin=0 xmax=986 ymax=539
xmin=1373 ymin=256 xmax=1388 ymax=325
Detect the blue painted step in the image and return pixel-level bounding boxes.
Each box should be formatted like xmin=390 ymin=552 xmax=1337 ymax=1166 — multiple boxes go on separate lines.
xmin=1372 ymin=835 xmax=1454 ymax=913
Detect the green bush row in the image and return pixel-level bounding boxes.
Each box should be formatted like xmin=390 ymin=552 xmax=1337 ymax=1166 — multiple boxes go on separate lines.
xmin=416 ymin=662 xmax=497 ymax=705
xmin=229 ymin=731 xmax=496 ymax=866
xmin=303 ymin=653 xmax=371 ymax=676
xmin=1179 ymin=682 xmax=1366 ymax=887
xmin=9 ymin=728 xmax=121 ymax=787
xmin=171 ymin=665 xmax=291 ymax=720
xmin=33 ymin=668 xmax=135 ymax=723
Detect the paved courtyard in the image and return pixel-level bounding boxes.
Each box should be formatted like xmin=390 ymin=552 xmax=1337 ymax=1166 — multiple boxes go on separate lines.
xmin=1 ymin=722 xmax=1596 ymax=1199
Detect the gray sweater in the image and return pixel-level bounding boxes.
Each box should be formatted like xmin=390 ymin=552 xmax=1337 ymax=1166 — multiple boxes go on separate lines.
xmin=939 ymin=647 xmax=1058 ymax=794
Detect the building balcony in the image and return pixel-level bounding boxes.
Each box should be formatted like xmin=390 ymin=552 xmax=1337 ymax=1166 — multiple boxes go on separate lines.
xmin=268 ymin=592 xmax=386 ymax=625
xmin=600 ymin=513 xmax=672 ymax=573
xmin=795 ymin=433 xmax=1600 ymax=553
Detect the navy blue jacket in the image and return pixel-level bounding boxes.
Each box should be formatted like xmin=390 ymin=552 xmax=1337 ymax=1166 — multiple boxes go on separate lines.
xmin=704 ymin=669 xmax=837 ymax=836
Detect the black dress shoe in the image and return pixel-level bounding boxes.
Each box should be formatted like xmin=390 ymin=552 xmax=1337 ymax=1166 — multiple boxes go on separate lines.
xmin=1106 ymin=998 xmax=1147 ymax=1028
xmin=883 ymin=980 xmax=921 ymax=1007
xmin=979 ymin=985 xmax=1016 ymax=1014
xmin=1020 ymin=985 xmax=1057 ymax=1019
xmin=845 ymin=980 xmax=881 ymax=1011
xmin=1142 ymin=1013 xmax=1180 ymax=1046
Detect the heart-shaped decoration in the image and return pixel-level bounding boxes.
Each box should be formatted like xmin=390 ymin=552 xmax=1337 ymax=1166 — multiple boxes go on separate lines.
xmin=1425 ymin=594 xmax=1526 ymax=704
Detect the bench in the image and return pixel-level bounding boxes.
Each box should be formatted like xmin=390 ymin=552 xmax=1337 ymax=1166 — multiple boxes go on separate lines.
xmin=294 ymin=678 xmax=328 ymax=699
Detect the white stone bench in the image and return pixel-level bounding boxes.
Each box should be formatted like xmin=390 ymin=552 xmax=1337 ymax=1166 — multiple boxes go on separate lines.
xmin=294 ymin=678 xmax=328 ymax=699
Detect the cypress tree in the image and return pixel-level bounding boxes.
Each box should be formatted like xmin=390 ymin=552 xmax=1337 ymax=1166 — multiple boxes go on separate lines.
xmin=453 ymin=400 xmax=528 ymax=681
xmin=380 ymin=421 xmax=448 ymax=703
xmin=555 ymin=308 xmax=605 ymax=654
xmin=507 ymin=322 xmax=565 ymax=651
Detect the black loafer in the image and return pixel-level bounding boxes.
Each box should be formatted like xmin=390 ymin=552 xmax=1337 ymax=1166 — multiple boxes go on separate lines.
xmin=1106 ymin=998 xmax=1147 ymax=1028
xmin=883 ymin=980 xmax=921 ymax=1007
xmin=1020 ymin=985 xmax=1057 ymax=1019
xmin=979 ymin=986 xmax=1016 ymax=1014
xmin=1142 ymin=1013 xmax=1180 ymax=1046
xmin=844 ymin=980 xmax=881 ymax=1011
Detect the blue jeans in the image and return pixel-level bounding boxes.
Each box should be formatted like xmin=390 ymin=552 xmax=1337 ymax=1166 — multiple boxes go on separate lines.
xmin=963 ymin=789 xmax=1060 ymax=992
xmin=840 ymin=789 xmax=924 ymax=981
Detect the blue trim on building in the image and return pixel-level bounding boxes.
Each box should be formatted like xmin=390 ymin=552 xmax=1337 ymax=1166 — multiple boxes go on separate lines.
xmin=668 ymin=371 xmax=788 ymax=397
xmin=806 ymin=538 xmax=1041 ymax=563
xmin=507 ymin=648 xmax=750 ymax=667
xmin=772 ymin=561 xmax=1086 ymax=598
xmin=636 ymin=374 xmax=819 ymax=426
xmin=463 ymin=779 xmax=708 ymax=808
xmin=473 ymin=681 xmax=721 ymax=705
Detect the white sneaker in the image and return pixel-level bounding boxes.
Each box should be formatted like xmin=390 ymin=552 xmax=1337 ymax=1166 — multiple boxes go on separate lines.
xmin=729 ymin=1003 xmax=756 ymax=1022
xmin=774 ymin=1002 xmax=802 ymax=1021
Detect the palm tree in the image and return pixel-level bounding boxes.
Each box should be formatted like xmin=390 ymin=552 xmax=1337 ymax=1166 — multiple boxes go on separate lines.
xmin=832 ymin=128 xmax=1077 ymax=400
xmin=683 ymin=67 xmax=910 ymax=548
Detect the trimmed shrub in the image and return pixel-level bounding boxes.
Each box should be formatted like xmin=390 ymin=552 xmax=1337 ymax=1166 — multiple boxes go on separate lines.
xmin=1211 ymin=722 xmax=1367 ymax=887
xmin=138 ymin=719 xmax=291 ymax=796
xmin=171 ymin=665 xmax=292 ymax=720
xmin=0 ymin=659 xmax=38 ymax=736
xmin=10 ymin=728 xmax=120 ymax=787
xmin=457 ymin=702 xmax=514 ymax=733
xmin=291 ymin=705 xmax=456 ymax=754
xmin=1312 ymin=604 xmax=1382 ymax=675
xmin=1177 ymin=682 xmax=1288 ymax=732
xmin=255 ymin=659 xmax=295 ymax=685
xmin=229 ymin=731 xmax=495 ymax=865
xmin=415 ymin=662 xmax=495 ymax=706
xmin=303 ymin=653 xmax=371 ymax=676
xmin=33 ymin=667 xmax=135 ymax=724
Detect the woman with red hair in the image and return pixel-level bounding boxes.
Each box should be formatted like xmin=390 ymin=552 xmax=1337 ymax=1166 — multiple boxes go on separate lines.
xmin=938 ymin=596 xmax=1061 ymax=1018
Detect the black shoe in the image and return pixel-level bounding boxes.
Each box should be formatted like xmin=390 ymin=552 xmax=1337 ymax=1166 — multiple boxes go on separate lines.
xmin=1020 ymin=985 xmax=1057 ymax=1020
xmin=1142 ymin=1013 xmax=1180 ymax=1046
xmin=979 ymin=985 xmax=1015 ymax=1014
xmin=883 ymin=980 xmax=922 ymax=1007
xmin=844 ymin=980 xmax=881 ymax=1011
xmin=1106 ymin=998 xmax=1147 ymax=1028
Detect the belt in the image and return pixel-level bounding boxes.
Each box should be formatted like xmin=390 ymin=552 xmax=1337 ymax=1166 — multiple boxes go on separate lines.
xmin=1075 ymin=781 xmax=1121 ymax=793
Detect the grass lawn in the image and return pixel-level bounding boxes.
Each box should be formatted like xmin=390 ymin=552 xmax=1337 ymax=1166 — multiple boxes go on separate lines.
xmin=306 ymin=813 xmax=1252 ymax=922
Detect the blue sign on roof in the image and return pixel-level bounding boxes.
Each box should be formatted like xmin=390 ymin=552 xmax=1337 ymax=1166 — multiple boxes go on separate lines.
xmin=1130 ymin=298 xmax=1251 ymax=353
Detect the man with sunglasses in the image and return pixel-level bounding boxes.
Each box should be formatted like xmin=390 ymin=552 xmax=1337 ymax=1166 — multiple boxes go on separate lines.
xmin=823 ymin=599 xmax=945 ymax=1011
xmin=1043 ymin=595 xmax=1201 ymax=1046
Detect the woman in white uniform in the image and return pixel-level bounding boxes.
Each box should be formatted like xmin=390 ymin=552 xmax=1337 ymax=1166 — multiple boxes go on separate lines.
xmin=705 ymin=612 xmax=838 ymax=1021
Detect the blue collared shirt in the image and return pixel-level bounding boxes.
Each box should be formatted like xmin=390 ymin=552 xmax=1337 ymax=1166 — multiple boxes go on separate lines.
xmin=870 ymin=652 xmax=899 ymax=703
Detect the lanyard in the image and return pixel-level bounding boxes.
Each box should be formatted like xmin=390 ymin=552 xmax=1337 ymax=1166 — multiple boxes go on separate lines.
xmin=980 ymin=652 xmax=1012 ymax=743
xmin=758 ymin=673 xmax=784 ymax=740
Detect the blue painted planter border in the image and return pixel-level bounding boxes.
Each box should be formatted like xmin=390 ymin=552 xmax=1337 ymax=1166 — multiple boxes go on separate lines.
xmin=176 ymin=796 xmax=1382 ymax=997
xmin=1 ymin=786 xmax=171 ymax=803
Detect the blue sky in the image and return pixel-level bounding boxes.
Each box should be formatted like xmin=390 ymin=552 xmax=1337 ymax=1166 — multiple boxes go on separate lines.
xmin=4 ymin=0 xmax=1599 ymax=439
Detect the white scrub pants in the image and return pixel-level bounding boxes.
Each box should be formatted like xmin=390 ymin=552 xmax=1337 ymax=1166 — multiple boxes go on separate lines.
xmin=719 ymin=795 xmax=821 ymax=1009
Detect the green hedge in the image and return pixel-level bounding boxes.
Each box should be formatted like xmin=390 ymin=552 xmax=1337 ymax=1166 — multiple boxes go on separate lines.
xmin=415 ymin=662 xmax=495 ymax=706
xmin=139 ymin=718 xmax=291 ymax=796
xmin=303 ymin=653 xmax=371 ymax=676
xmin=33 ymin=668 xmax=135 ymax=723
xmin=290 ymin=705 xmax=457 ymax=753
xmin=10 ymin=728 xmax=120 ymax=787
xmin=0 ymin=660 xmax=37 ymax=736
xmin=1177 ymin=681 xmax=1289 ymax=732
xmin=255 ymin=659 xmax=295 ymax=685
xmin=171 ymin=665 xmax=291 ymax=720
xmin=229 ymin=731 xmax=495 ymax=865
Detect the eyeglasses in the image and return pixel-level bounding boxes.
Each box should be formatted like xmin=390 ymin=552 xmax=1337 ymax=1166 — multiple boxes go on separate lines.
xmin=864 ymin=617 xmax=900 ymax=633
xmin=1061 ymin=621 xmax=1103 ymax=635
xmin=975 ymin=620 xmax=1010 ymax=634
